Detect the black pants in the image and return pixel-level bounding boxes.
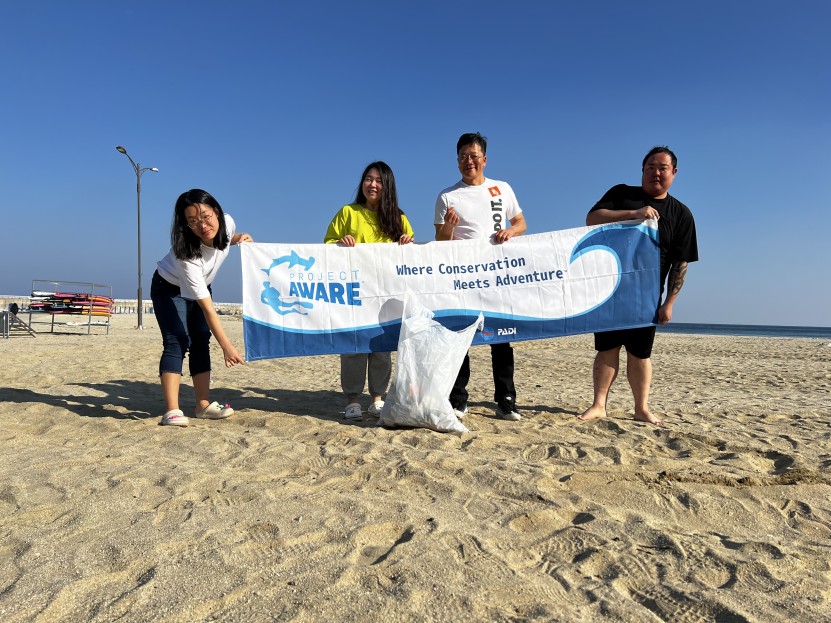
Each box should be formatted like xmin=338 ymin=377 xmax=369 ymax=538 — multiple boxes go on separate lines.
xmin=150 ymin=271 xmax=212 ymax=377
xmin=449 ymin=342 xmax=516 ymax=409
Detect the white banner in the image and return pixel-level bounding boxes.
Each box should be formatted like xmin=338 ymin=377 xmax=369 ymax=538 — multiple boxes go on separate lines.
xmin=241 ymin=221 xmax=660 ymax=360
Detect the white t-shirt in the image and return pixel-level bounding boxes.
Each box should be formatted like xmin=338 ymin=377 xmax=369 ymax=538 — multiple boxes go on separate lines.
xmin=156 ymin=214 xmax=237 ymax=300
xmin=434 ymin=178 xmax=522 ymax=241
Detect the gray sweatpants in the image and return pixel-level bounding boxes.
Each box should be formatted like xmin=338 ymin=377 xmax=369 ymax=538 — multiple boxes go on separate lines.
xmin=340 ymin=352 xmax=392 ymax=398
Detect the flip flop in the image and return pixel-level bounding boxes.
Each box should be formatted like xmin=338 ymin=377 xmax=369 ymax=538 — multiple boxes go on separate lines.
xmin=195 ymin=401 xmax=234 ymax=419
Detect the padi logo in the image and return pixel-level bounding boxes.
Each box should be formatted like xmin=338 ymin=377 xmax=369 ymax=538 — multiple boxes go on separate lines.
xmin=482 ymin=326 xmax=516 ymax=341
xmin=259 ymin=250 xmax=362 ymax=316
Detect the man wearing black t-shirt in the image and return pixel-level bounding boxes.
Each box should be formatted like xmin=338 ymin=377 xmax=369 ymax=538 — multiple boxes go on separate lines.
xmin=578 ymin=146 xmax=698 ymax=426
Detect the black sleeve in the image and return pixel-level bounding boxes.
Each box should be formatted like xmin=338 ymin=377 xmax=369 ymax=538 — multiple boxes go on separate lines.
xmin=589 ymin=184 xmax=627 ymax=214
xmin=671 ymin=203 xmax=699 ymax=263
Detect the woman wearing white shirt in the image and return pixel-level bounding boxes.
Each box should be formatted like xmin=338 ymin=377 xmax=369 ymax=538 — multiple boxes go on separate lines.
xmin=152 ymin=188 xmax=252 ymax=426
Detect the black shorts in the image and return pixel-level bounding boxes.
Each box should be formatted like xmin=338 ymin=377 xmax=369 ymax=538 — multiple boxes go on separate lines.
xmin=594 ymin=326 xmax=656 ymax=359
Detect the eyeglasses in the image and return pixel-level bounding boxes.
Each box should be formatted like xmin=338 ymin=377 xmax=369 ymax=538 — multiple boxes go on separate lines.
xmin=186 ymin=211 xmax=215 ymax=229
xmin=457 ymin=154 xmax=484 ymax=163
xmin=644 ymin=164 xmax=674 ymax=173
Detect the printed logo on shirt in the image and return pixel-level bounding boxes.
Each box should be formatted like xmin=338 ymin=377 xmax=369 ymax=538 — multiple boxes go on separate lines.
xmin=491 ymin=195 xmax=504 ymax=232
xmin=488 ymin=186 xmax=501 ymax=197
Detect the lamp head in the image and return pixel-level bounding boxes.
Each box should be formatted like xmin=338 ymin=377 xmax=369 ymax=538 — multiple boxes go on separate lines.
xmin=116 ymin=145 xmax=127 ymax=154
xmin=150 ymin=167 xmax=159 ymax=172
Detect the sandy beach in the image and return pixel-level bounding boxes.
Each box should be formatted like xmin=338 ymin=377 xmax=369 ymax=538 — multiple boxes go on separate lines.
xmin=1 ymin=313 xmax=830 ymax=622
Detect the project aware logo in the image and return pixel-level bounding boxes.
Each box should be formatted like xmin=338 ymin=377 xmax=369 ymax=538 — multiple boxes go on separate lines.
xmin=259 ymin=249 xmax=364 ymax=317
xmin=259 ymin=250 xmax=316 ymax=316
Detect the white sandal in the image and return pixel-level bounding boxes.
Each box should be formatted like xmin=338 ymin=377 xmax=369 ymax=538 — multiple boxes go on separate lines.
xmin=195 ymin=401 xmax=234 ymax=419
xmin=344 ymin=402 xmax=363 ymax=420
xmin=161 ymin=409 xmax=189 ymax=427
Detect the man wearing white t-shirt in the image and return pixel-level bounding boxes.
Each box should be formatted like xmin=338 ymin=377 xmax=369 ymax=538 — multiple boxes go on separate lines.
xmin=434 ymin=132 xmax=528 ymax=421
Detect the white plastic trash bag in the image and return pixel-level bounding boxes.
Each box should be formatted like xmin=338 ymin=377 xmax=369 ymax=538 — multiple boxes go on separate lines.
xmin=379 ymin=295 xmax=483 ymax=433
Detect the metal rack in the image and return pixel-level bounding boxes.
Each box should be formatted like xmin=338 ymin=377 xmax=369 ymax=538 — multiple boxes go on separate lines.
xmin=28 ymin=280 xmax=113 ymax=334
xmin=1 ymin=304 xmax=37 ymax=338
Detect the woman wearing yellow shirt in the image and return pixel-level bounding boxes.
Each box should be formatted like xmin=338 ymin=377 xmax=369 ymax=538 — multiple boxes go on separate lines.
xmin=324 ymin=161 xmax=414 ymax=419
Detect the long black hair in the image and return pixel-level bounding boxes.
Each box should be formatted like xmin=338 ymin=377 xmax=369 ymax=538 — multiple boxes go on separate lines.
xmin=171 ymin=189 xmax=230 ymax=260
xmin=353 ymin=161 xmax=406 ymax=242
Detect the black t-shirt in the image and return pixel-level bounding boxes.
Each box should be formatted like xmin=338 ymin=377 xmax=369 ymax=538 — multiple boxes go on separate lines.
xmin=590 ymin=184 xmax=699 ymax=294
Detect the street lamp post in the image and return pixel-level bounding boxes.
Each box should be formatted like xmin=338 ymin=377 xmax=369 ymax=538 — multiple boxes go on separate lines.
xmin=116 ymin=146 xmax=158 ymax=329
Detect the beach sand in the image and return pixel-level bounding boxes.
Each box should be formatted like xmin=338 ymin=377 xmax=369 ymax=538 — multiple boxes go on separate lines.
xmin=1 ymin=314 xmax=830 ymax=622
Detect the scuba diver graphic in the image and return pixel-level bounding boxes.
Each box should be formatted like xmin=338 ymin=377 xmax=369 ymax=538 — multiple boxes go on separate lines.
xmin=260 ymin=251 xmax=316 ymax=316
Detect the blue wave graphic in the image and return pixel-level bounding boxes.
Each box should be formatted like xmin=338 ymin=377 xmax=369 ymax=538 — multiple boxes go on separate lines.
xmin=565 ymin=222 xmax=661 ymax=332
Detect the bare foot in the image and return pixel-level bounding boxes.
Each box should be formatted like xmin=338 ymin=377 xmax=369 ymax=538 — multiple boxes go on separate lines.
xmin=577 ymin=405 xmax=606 ymax=422
xmin=634 ymin=411 xmax=664 ymax=427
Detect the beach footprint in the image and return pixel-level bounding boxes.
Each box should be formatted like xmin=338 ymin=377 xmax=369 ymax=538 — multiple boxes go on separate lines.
xmin=224 ymin=521 xmax=283 ymax=566
xmin=629 ymin=584 xmax=751 ymax=623
xmin=441 ymin=532 xmax=515 ymax=583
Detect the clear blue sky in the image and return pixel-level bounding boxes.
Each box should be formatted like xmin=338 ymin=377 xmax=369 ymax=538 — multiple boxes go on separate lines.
xmin=2 ymin=1 xmax=829 ymax=326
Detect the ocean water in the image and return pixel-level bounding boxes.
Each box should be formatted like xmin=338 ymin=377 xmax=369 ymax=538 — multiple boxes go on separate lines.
xmin=658 ymin=323 xmax=831 ymax=339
